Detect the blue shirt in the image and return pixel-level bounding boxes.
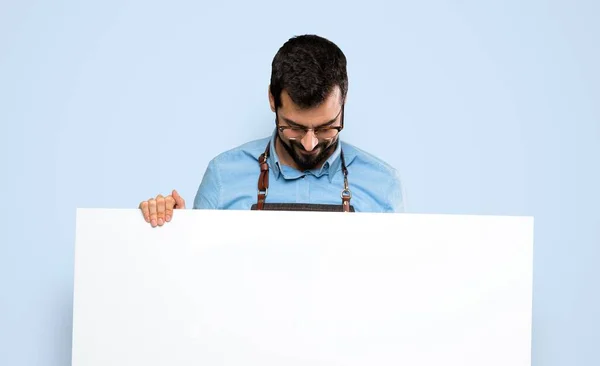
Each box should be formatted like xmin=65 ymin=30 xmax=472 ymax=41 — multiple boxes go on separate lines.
xmin=193 ymin=130 xmax=406 ymax=213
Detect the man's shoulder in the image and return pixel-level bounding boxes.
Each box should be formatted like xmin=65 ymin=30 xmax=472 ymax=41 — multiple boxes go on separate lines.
xmin=210 ymin=136 xmax=271 ymax=166
xmin=341 ymin=140 xmax=400 ymax=177
xmin=340 ymin=140 xmax=406 ymax=213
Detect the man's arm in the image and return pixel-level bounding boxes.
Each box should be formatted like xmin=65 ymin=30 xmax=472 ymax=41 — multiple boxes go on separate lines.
xmin=388 ymin=169 xmax=407 ymax=213
xmin=193 ymin=159 xmax=222 ymax=210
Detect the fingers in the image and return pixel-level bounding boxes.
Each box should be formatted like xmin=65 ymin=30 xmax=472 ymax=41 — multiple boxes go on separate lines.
xmin=172 ymin=189 xmax=186 ymax=209
xmin=139 ymin=190 xmax=184 ymax=227
xmin=165 ymin=196 xmax=175 ymax=222
xmin=156 ymin=194 xmax=166 ymax=226
xmin=148 ymin=197 xmax=158 ymax=227
xmin=139 ymin=200 xmax=150 ymax=223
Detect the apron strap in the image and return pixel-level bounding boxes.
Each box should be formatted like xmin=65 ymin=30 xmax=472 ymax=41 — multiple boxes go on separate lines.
xmin=255 ymin=141 xmax=352 ymax=211
xmin=256 ymin=143 xmax=270 ymax=210
xmin=340 ymin=151 xmax=351 ymax=212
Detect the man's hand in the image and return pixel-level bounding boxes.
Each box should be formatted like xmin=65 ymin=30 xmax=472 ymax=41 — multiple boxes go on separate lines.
xmin=139 ymin=189 xmax=186 ymax=227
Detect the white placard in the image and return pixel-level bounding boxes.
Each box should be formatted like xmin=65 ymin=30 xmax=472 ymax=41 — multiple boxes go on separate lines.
xmin=72 ymin=208 xmax=533 ymax=366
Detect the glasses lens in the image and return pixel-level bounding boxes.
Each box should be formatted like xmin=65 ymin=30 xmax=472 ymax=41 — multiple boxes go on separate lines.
xmin=316 ymin=128 xmax=339 ymax=139
xmin=283 ymin=128 xmax=305 ymax=139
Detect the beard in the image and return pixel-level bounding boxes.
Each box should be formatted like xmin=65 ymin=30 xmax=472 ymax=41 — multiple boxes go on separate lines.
xmin=278 ymin=133 xmax=339 ymax=171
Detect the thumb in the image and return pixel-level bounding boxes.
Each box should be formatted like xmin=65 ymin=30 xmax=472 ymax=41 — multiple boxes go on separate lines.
xmin=172 ymin=189 xmax=186 ymax=209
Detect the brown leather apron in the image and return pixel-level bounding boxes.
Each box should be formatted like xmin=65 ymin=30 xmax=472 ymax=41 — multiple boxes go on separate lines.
xmin=250 ymin=143 xmax=354 ymax=212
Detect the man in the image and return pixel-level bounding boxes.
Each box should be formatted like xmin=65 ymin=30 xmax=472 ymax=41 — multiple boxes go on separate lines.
xmin=139 ymin=34 xmax=405 ymax=227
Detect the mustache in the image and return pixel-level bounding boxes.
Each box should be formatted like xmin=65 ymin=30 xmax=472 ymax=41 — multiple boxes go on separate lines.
xmin=290 ymin=140 xmax=330 ymax=152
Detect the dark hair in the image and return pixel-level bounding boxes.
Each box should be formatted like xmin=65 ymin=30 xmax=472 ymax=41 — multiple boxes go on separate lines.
xmin=270 ymin=34 xmax=348 ymax=110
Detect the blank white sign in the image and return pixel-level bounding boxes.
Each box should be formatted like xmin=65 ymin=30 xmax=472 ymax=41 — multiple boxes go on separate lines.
xmin=72 ymin=208 xmax=533 ymax=366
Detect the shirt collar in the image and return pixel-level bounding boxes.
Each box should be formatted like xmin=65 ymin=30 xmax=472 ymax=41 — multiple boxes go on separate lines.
xmin=267 ymin=128 xmax=344 ymax=182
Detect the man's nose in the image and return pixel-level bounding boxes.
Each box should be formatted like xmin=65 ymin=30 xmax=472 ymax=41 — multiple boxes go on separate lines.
xmin=301 ymin=130 xmax=319 ymax=151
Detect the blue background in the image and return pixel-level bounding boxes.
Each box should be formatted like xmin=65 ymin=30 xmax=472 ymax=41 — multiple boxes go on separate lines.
xmin=1 ymin=0 xmax=598 ymax=365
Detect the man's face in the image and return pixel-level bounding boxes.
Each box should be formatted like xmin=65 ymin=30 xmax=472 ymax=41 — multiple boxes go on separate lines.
xmin=270 ymin=87 xmax=343 ymax=171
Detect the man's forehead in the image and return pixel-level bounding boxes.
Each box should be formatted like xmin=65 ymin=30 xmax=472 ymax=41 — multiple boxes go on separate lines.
xmin=279 ymin=105 xmax=342 ymax=127
xmin=279 ymin=89 xmax=342 ymax=126
xmin=280 ymin=87 xmax=342 ymax=110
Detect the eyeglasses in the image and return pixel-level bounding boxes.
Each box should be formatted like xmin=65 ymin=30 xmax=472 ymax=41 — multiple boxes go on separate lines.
xmin=278 ymin=125 xmax=343 ymax=140
xmin=276 ymin=105 xmax=345 ymax=141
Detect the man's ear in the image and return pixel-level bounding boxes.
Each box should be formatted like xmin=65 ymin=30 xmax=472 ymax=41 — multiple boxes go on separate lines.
xmin=268 ymin=85 xmax=276 ymax=112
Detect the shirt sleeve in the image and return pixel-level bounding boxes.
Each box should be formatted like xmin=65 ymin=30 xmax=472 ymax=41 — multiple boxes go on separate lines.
xmin=193 ymin=159 xmax=222 ymax=209
xmin=388 ymin=169 xmax=407 ymax=213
